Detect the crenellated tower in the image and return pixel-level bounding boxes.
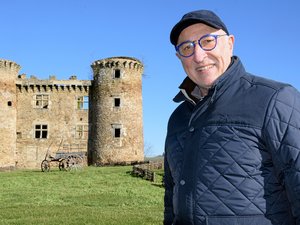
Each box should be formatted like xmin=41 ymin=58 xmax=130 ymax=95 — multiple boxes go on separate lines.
xmin=89 ymin=57 xmax=144 ymax=165
xmin=0 ymin=59 xmax=21 ymax=170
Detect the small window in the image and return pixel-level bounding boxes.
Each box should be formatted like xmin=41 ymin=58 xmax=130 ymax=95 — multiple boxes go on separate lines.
xmin=8 ymin=101 xmax=12 ymax=106
xmin=17 ymin=132 xmax=22 ymax=139
xmin=77 ymin=96 xmax=89 ymax=110
xmin=114 ymin=69 xmax=121 ymax=79
xmin=75 ymin=124 xmax=88 ymax=139
xmin=112 ymin=124 xmax=122 ymax=138
xmin=35 ymin=94 xmax=49 ymax=109
xmin=114 ymin=128 xmax=121 ymax=138
xmin=114 ymin=97 xmax=121 ymax=107
xmin=35 ymin=124 xmax=48 ymax=139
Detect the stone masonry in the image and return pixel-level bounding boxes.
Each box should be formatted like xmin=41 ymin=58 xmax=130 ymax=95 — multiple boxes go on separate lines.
xmin=89 ymin=57 xmax=144 ymax=165
xmin=0 ymin=57 xmax=144 ymax=170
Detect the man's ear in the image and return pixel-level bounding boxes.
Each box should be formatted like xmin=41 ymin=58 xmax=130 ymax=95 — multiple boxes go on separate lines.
xmin=228 ymin=34 xmax=235 ymax=54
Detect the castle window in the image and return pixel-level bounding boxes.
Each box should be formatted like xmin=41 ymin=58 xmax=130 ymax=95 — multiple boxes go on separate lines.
xmin=77 ymin=96 xmax=89 ymax=110
xmin=35 ymin=94 xmax=49 ymax=109
xmin=7 ymin=101 xmax=12 ymax=106
xmin=114 ymin=97 xmax=121 ymax=107
xmin=75 ymin=124 xmax=88 ymax=139
xmin=35 ymin=124 xmax=48 ymax=139
xmin=113 ymin=69 xmax=121 ymax=79
xmin=111 ymin=124 xmax=122 ymax=138
xmin=114 ymin=128 xmax=121 ymax=138
xmin=17 ymin=132 xmax=22 ymax=139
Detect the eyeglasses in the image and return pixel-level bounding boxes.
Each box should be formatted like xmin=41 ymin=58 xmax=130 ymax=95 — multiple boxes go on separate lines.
xmin=175 ymin=34 xmax=228 ymax=58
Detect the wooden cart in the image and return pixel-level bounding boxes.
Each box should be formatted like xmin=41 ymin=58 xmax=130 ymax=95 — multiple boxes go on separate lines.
xmin=41 ymin=141 xmax=85 ymax=172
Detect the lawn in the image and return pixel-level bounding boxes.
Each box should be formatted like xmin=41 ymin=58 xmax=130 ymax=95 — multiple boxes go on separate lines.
xmin=0 ymin=166 xmax=164 ymax=225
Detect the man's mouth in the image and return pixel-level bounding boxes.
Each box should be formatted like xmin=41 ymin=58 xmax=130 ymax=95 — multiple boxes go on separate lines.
xmin=196 ymin=65 xmax=214 ymax=72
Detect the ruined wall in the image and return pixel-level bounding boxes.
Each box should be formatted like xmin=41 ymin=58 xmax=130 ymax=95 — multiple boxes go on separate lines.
xmin=0 ymin=60 xmax=20 ymax=170
xmin=89 ymin=57 xmax=144 ymax=165
xmin=16 ymin=76 xmax=90 ymax=169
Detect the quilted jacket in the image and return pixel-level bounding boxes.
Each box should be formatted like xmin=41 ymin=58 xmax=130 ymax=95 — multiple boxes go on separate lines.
xmin=164 ymin=56 xmax=300 ymax=225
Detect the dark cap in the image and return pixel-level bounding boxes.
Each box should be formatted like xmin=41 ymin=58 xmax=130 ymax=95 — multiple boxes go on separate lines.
xmin=170 ymin=10 xmax=229 ymax=46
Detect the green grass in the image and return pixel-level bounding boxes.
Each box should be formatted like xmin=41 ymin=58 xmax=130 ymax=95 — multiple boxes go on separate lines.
xmin=0 ymin=166 xmax=164 ymax=225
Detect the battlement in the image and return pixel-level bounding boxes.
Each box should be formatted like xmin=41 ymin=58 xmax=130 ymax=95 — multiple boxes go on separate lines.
xmin=15 ymin=75 xmax=91 ymax=93
xmin=0 ymin=56 xmax=144 ymax=170
xmin=0 ymin=59 xmax=21 ymax=72
xmin=16 ymin=74 xmax=91 ymax=85
xmin=91 ymin=56 xmax=143 ymax=72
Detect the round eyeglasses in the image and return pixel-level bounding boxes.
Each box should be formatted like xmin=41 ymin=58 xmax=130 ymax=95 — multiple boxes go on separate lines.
xmin=175 ymin=34 xmax=228 ymax=58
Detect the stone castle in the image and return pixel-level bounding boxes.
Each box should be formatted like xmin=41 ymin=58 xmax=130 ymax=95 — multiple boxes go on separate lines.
xmin=0 ymin=56 xmax=144 ymax=170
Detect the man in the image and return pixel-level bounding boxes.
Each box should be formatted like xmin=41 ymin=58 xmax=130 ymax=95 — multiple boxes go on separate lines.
xmin=164 ymin=9 xmax=300 ymax=225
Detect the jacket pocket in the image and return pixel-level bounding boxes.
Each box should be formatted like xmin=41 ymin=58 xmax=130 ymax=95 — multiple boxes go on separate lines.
xmin=206 ymin=215 xmax=273 ymax=225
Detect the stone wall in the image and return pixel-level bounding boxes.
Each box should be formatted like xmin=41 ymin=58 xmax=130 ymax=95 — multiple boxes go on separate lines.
xmin=0 ymin=60 xmax=20 ymax=169
xmin=89 ymin=57 xmax=144 ymax=165
xmin=15 ymin=75 xmax=90 ymax=168
xmin=0 ymin=56 xmax=144 ymax=170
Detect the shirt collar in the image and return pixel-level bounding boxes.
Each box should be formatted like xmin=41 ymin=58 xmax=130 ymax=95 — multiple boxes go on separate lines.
xmin=173 ymin=56 xmax=237 ymax=104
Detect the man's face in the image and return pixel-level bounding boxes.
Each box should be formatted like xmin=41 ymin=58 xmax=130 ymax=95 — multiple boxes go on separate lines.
xmin=176 ymin=23 xmax=234 ymax=90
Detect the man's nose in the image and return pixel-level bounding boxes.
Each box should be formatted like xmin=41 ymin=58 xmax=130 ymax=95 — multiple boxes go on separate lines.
xmin=193 ymin=44 xmax=207 ymax=62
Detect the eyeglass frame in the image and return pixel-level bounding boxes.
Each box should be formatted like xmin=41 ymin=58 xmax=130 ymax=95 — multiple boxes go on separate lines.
xmin=175 ymin=34 xmax=228 ymax=58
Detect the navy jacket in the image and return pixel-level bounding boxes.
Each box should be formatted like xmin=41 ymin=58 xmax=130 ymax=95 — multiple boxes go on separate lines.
xmin=164 ymin=56 xmax=300 ymax=225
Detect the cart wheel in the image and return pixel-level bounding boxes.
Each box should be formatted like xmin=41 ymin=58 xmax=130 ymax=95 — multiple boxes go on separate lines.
xmin=66 ymin=155 xmax=83 ymax=171
xmin=41 ymin=160 xmax=50 ymax=172
xmin=59 ymin=159 xmax=67 ymax=171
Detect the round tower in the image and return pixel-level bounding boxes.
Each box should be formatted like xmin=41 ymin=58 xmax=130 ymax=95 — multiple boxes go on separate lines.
xmin=89 ymin=57 xmax=144 ymax=165
xmin=0 ymin=59 xmax=21 ymax=170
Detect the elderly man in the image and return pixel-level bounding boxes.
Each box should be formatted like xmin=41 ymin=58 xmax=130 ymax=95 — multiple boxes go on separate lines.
xmin=164 ymin=9 xmax=300 ymax=225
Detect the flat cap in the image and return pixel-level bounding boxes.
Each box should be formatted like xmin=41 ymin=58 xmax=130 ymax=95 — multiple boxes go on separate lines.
xmin=170 ymin=10 xmax=229 ymax=46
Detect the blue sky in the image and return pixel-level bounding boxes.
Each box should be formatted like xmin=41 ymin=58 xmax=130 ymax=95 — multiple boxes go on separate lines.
xmin=1 ymin=0 xmax=300 ymax=156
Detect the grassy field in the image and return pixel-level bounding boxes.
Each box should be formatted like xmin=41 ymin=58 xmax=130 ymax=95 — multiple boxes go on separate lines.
xmin=0 ymin=166 xmax=164 ymax=225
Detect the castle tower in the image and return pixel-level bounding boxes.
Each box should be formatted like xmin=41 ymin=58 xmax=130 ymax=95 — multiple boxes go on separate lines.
xmin=89 ymin=57 xmax=144 ymax=165
xmin=0 ymin=59 xmax=21 ymax=169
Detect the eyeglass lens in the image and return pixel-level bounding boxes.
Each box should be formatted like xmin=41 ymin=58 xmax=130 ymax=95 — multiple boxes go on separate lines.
xmin=178 ymin=35 xmax=218 ymax=57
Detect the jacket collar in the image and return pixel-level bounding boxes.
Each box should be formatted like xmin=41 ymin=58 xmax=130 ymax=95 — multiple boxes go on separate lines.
xmin=173 ymin=56 xmax=245 ymax=104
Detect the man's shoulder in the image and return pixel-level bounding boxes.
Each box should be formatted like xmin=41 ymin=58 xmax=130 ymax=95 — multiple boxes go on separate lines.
xmin=241 ymin=73 xmax=292 ymax=91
